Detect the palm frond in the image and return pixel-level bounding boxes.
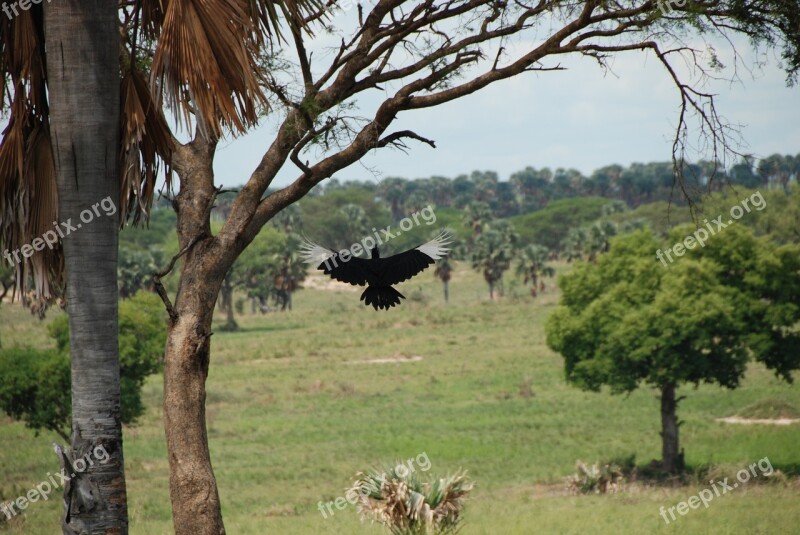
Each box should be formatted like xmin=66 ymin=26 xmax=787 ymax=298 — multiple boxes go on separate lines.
xmin=146 ymin=0 xmax=325 ymax=139
xmin=0 ymin=9 xmax=59 ymax=301
xmin=150 ymin=0 xmax=269 ymax=138
xmin=120 ymin=68 xmax=175 ymax=225
xmin=351 ymin=466 xmax=474 ymax=535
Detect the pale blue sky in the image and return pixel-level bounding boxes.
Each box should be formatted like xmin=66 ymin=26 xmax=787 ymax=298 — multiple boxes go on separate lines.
xmin=211 ymin=36 xmax=800 ymax=189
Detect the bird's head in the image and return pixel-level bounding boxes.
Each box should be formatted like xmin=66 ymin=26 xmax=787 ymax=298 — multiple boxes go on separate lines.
xmin=371 ymin=246 xmax=380 ymax=259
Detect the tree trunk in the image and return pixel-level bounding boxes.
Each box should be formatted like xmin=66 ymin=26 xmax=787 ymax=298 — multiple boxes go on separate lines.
xmin=220 ymin=277 xmax=236 ymax=330
xmin=160 ymin=142 xmax=229 ymax=535
xmin=163 ymin=261 xmax=227 ymax=535
xmin=45 ymin=2 xmax=128 ymax=533
xmin=660 ymin=382 xmax=681 ymax=474
xmin=443 ymin=281 xmax=449 ymax=303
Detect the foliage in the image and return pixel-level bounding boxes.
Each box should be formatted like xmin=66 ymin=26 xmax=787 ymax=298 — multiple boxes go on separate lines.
xmin=0 ymin=346 xmax=70 ymax=440
xmin=698 ymin=187 xmax=800 ymax=245
xmin=118 ymin=245 xmax=163 ymax=298
xmin=227 ymin=228 xmax=309 ymax=314
xmin=548 ymin=226 xmax=800 ymax=392
xmin=468 ymin=220 xmax=518 ymax=298
xmin=299 ymin=186 xmax=392 ymax=251
xmin=0 ymin=262 xmax=13 ymax=304
xmin=511 ymin=197 xmax=613 ymax=250
xmin=546 ymin=227 xmax=800 ymax=463
xmin=0 ymin=292 xmax=167 ymax=437
xmin=351 ymin=466 xmax=474 ymax=535
xmin=514 ymin=244 xmax=554 ymax=296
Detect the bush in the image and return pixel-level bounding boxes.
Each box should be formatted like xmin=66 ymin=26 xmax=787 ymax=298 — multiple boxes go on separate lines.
xmin=0 ymin=292 xmax=166 ymax=438
xmin=0 ymin=347 xmax=69 ymax=439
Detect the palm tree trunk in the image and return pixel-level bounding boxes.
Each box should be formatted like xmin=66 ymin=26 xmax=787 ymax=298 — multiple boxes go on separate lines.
xmin=443 ymin=280 xmax=449 ymax=303
xmin=45 ymin=2 xmax=128 ymax=533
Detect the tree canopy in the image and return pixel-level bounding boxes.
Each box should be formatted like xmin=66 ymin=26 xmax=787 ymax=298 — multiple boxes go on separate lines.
xmin=546 ymin=226 xmax=800 ymax=471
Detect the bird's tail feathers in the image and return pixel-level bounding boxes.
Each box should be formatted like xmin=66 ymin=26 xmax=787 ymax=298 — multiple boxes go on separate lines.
xmin=360 ymin=286 xmax=405 ymax=310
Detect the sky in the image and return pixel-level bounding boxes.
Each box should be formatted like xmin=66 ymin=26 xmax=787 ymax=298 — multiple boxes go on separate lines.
xmin=209 ymin=30 xmax=800 ymax=189
xmin=4 ymin=12 xmax=795 ymax=190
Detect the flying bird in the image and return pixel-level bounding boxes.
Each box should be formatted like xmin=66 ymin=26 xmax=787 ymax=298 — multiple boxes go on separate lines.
xmin=300 ymin=231 xmax=452 ymax=310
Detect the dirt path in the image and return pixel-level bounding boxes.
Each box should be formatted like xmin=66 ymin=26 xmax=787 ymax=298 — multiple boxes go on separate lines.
xmin=716 ymin=416 xmax=800 ymax=425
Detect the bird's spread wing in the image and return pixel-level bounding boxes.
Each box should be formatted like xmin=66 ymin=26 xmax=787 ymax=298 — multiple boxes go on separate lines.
xmin=380 ymin=230 xmax=452 ymax=285
xmin=300 ymin=235 xmax=371 ymax=286
xmin=299 ymin=236 xmax=336 ymax=266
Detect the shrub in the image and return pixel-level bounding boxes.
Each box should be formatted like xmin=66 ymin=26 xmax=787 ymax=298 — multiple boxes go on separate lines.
xmin=350 ymin=466 xmax=474 ymax=535
xmin=0 ymin=292 xmax=166 ymax=438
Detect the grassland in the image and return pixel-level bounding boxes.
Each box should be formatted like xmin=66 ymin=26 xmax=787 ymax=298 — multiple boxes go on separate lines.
xmin=1 ymin=262 xmax=799 ymax=534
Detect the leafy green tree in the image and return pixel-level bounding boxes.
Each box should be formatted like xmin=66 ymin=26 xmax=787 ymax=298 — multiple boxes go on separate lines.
xmin=118 ymin=245 xmax=162 ymax=298
xmin=511 ymin=197 xmax=612 ymax=250
xmin=222 ymin=228 xmax=309 ymax=323
xmin=339 ymin=203 xmax=372 ymax=239
xmin=730 ymin=157 xmax=760 ymax=188
xmin=0 ymin=292 xmax=167 ymax=441
xmin=546 ymin=228 xmax=800 ymax=473
xmin=270 ymin=203 xmax=303 ymax=233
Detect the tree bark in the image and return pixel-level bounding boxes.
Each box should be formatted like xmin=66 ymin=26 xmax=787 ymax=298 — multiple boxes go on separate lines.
xmin=160 ymin=141 xmax=230 ymax=535
xmin=220 ymin=277 xmax=236 ymax=330
xmin=45 ymin=2 xmax=128 ymax=533
xmin=163 ymin=263 xmax=226 ymax=535
xmin=660 ymin=382 xmax=681 ymax=474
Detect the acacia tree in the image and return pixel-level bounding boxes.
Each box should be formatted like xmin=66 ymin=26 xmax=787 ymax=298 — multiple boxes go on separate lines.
xmin=4 ymin=1 xmax=799 ymax=534
xmin=546 ymin=227 xmax=800 ymax=473
xmin=141 ymin=1 xmax=797 ymax=531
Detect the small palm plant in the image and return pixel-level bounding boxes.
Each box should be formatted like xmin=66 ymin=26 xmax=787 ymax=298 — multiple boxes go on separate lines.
xmin=350 ymin=465 xmax=474 ymax=535
xmin=567 ymin=460 xmax=625 ymax=495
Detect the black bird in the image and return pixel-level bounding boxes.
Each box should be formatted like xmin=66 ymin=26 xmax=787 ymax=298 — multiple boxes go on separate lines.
xmin=300 ymin=231 xmax=451 ymax=310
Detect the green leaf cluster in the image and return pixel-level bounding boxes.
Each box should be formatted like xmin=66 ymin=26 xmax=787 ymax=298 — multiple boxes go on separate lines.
xmin=0 ymin=292 xmax=167 ymax=438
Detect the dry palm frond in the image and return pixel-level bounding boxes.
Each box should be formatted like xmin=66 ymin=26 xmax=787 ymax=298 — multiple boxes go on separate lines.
xmin=150 ymin=0 xmax=270 ymax=139
xmin=351 ymin=466 xmax=474 ymax=535
xmin=120 ymin=67 xmax=175 ymax=225
xmin=145 ymin=0 xmax=325 ymax=139
xmin=23 ymin=122 xmax=60 ymax=299
xmin=0 ymin=9 xmax=58 ymax=301
xmin=0 ymin=101 xmax=60 ymax=300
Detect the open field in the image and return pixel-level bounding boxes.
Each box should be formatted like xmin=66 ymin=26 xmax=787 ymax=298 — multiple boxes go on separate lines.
xmin=1 ymin=262 xmax=799 ymax=534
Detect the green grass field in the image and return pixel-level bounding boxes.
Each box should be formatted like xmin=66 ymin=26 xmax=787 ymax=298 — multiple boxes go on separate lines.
xmin=1 ymin=262 xmax=799 ymax=534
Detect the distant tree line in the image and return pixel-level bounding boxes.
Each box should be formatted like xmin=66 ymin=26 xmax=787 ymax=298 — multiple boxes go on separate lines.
xmin=283 ymin=154 xmax=799 ymax=221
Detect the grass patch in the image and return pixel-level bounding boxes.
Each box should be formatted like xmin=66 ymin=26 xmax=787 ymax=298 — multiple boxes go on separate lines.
xmin=1 ymin=261 xmax=799 ymax=534
xmin=736 ymin=398 xmax=800 ymax=420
